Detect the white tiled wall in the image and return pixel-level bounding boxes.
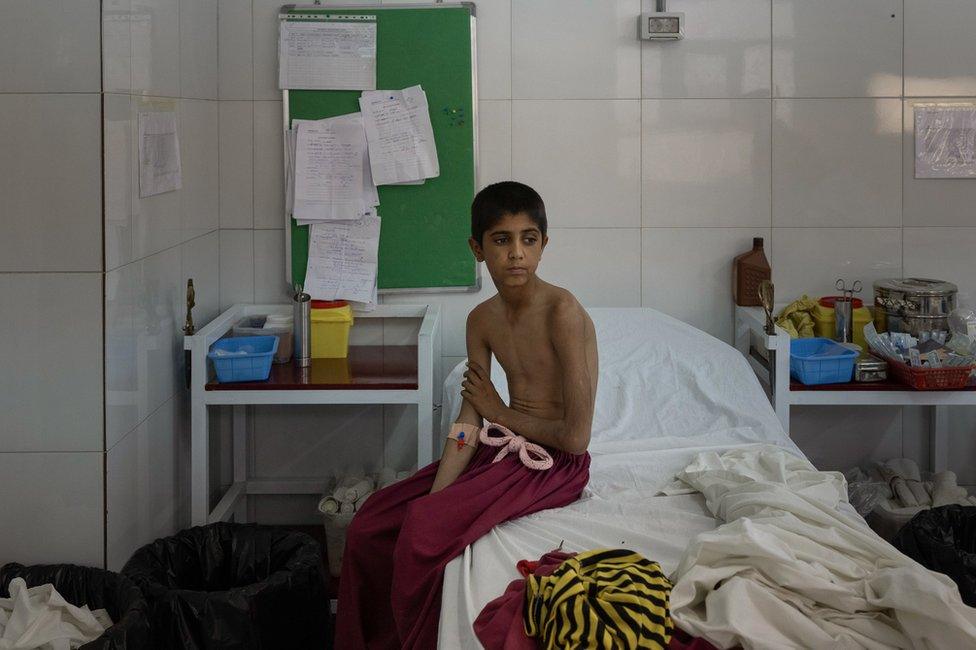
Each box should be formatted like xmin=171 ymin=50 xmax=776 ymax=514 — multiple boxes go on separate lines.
xmin=102 ymin=0 xmax=219 ymax=564
xmin=209 ymin=0 xmax=976 ymax=508
xmin=0 ymin=2 xmax=105 ymax=565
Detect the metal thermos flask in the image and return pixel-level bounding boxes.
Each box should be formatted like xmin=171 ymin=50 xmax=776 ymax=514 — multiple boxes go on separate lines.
xmin=834 ymin=298 xmax=854 ymax=343
xmin=293 ymin=290 xmax=312 ymax=367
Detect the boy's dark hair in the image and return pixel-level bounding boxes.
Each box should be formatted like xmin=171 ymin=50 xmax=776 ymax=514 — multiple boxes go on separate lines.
xmin=470 ymin=181 xmax=547 ymax=245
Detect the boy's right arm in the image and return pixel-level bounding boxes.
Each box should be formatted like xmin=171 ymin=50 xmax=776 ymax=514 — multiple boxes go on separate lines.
xmin=430 ymin=311 xmax=490 ymax=493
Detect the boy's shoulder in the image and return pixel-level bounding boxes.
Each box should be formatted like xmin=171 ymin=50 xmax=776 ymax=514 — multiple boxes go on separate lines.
xmin=468 ymin=283 xmax=583 ymax=323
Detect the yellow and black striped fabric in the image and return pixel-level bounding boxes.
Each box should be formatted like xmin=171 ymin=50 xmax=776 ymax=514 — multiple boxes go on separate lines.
xmin=523 ymin=548 xmax=673 ymax=649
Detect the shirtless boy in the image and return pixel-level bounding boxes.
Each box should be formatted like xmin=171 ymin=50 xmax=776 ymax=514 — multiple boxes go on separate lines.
xmin=336 ymin=181 xmax=598 ymax=650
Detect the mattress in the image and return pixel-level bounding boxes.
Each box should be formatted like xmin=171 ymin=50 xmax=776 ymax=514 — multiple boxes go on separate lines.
xmin=435 ymin=308 xmax=814 ymax=649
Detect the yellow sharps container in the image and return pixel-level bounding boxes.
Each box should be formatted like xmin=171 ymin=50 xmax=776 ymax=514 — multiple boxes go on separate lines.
xmin=310 ymin=300 xmax=354 ymax=358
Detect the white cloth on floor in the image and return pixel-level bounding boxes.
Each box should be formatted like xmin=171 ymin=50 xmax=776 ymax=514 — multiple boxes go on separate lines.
xmin=0 ymin=578 xmax=111 ymax=650
xmin=661 ymin=445 xmax=976 ymax=650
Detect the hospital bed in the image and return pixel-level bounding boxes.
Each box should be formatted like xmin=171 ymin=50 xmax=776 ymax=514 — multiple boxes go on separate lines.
xmin=434 ymin=307 xmax=852 ymax=648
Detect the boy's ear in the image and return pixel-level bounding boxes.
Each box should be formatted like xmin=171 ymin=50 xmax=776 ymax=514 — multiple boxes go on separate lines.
xmin=541 ymin=234 xmax=549 ymax=251
xmin=468 ymin=237 xmax=485 ymax=262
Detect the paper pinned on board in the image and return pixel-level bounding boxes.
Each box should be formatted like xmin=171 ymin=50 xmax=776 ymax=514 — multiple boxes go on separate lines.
xmin=915 ymin=103 xmax=976 ymax=178
xmin=292 ymin=113 xmax=379 ymax=222
xmin=278 ymin=18 xmax=377 ymax=91
xmin=304 ymin=215 xmax=381 ymax=306
xmin=138 ymin=112 xmax=182 ymax=197
xmin=359 ymin=85 xmax=439 ymax=185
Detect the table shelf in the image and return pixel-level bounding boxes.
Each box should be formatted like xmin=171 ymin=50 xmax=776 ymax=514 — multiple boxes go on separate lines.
xmin=186 ymin=303 xmax=441 ymax=526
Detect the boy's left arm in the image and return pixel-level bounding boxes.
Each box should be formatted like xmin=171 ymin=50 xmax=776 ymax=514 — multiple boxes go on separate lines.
xmin=462 ymin=302 xmax=594 ymax=454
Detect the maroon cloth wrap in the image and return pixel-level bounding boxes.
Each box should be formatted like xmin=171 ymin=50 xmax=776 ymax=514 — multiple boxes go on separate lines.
xmin=334 ymin=441 xmax=590 ymax=650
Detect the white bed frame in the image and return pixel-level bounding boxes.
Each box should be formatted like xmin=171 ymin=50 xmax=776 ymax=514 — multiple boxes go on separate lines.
xmin=734 ymin=304 xmax=976 ymax=473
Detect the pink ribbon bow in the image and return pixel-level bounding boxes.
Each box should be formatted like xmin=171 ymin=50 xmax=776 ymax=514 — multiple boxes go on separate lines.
xmin=479 ymin=423 xmax=553 ymax=471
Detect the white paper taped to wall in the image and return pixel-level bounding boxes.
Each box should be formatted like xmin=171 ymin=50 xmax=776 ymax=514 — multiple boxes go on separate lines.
xmin=138 ymin=112 xmax=182 ymax=197
xmin=293 ymin=113 xmax=378 ymax=222
xmin=359 ymin=85 xmax=439 ymax=185
xmin=285 ymin=113 xmax=380 ymax=221
xmin=279 ymin=19 xmax=377 ymax=91
xmin=915 ymin=103 xmax=976 ymax=179
xmin=304 ymin=215 xmax=381 ymax=306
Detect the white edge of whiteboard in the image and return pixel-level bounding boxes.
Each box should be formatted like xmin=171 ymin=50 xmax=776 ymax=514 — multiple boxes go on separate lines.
xmin=280 ymin=2 xmax=482 ymax=295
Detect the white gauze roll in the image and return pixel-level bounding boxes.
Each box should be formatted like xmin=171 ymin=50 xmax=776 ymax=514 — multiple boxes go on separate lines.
xmin=339 ymin=501 xmax=355 ymax=514
xmin=345 ymin=477 xmax=375 ymax=503
xmin=318 ymin=496 xmax=339 ymax=514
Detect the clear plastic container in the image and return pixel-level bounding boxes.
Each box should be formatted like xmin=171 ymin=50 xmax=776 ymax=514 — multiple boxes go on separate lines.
xmin=232 ymin=315 xmax=293 ymax=364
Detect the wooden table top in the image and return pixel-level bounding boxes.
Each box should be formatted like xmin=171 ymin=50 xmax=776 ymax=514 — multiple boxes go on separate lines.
xmin=206 ymin=345 xmax=419 ymax=390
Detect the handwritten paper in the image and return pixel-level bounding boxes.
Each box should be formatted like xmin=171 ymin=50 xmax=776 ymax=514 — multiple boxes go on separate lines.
xmin=138 ymin=112 xmax=182 ymax=197
xmin=293 ymin=114 xmax=374 ymax=222
xmin=279 ymin=19 xmax=377 ymax=91
xmin=304 ymin=215 xmax=381 ymax=305
xmin=915 ymin=103 xmax=976 ymax=178
xmin=359 ymin=85 xmax=439 ymax=185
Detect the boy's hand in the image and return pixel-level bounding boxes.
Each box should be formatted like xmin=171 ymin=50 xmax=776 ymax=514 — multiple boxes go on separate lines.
xmin=461 ymin=361 xmax=505 ymax=422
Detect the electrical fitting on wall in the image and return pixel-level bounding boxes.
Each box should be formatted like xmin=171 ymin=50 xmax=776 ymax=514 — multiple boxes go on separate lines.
xmin=639 ymin=0 xmax=684 ymax=41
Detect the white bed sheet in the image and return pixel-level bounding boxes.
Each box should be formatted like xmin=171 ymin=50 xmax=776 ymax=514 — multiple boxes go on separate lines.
xmin=436 ymin=308 xmax=817 ymax=649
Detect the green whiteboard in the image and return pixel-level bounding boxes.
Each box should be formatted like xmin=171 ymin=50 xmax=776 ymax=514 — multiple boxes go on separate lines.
xmin=282 ymin=3 xmax=478 ymax=291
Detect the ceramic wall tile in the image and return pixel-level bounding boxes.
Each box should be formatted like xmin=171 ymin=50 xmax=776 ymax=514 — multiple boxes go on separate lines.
xmin=905 ymin=0 xmax=976 ymax=96
xmin=903 ymin=98 xmax=976 ymax=227
xmin=642 ymin=99 xmax=771 ymax=227
xmin=254 ymin=229 xmax=291 ymax=304
xmin=641 ymin=0 xmax=771 ymax=99
xmin=903 ymin=228 xmax=976 ymax=308
xmin=131 ymin=0 xmax=180 ymax=98
xmin=180 ymin=99 xmax=219 ymax=241
xmin=513 ymin=0 xmax=641 ymax=99
xmin=543 ymin=228 xmax=642 ymax=307
xmin=106 ymin=262 xmax=140 ymax=450
xmin=0 ymin=94 xmax=101 ymax=272
xmin=103 ymin=0 xmax=131 ymax=94
xmin=180 ymin=0 xmax=218 ymax=99
xmin=219 ymin=229 xmax=254 ymax=310
xmin=642 ymin=227 xmax=771 ymax=342
xmin=771 ymin=227 xmax=902 ymax=301
xmin=773 ymin=99 xmax=902 ymax=227
xmin=182 ymin=231 xmax=220 ymax=327
xmin=131 ymin=96 xmax=181 ymax=261
xmin=0 ymin=0 xmax=100 ymax=93
xmin=513 ymin=100 xmax=641 ymax=228
xmin=219 ymin=101 xmax=254 ymax=228
xmin=0 ymin=452 xmax=103 ymax=566
xmin=252 ymin=0 xmax=282 ymax=100
xmin=218 ymin=0 xmax=253 ymax=99
xmin=473 ymin=0 xmax=511 ymax=100
xmin=253 ymin=101 xmax=285 ymax=229
xmin=478 ymin=100 xmax=512 ymax=190
xmin=773 ymin=0 xmax=902 ymax=97
xmin=105 ymin=93 xmax=134 ymax=271
xmin=0 ymin=273 xmax=103 ymax=453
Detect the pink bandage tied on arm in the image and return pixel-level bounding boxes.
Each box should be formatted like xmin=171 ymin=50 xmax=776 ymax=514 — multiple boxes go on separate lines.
xmin=479 ymin=423 xmax=553 ymax=471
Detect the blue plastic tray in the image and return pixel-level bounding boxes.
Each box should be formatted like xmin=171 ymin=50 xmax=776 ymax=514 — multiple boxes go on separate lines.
xmin=790 ymin=337 xmax=857 ymax=385
xmin=208 ymin=335 xmax=279 ymax=383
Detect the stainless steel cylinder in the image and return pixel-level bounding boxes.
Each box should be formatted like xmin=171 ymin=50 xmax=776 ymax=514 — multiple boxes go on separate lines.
xmin=293 ymin=291 xmax=312 ymax=367
xmin=834 ymin=299 xmax=854 ymax=343
xmin=873 ymin=278 xmax=957 ymax=335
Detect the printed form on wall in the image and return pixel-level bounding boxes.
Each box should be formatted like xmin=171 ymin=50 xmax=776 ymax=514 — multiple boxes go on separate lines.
xmin=915 ymin=103 xmax=976 ymax=179
xmin=279 ymin=18 xmax=377 ymax=91
xmin=359 ymin=85 xmax=440 ymax=185
xmin=291 ymin=113 xmax=379 ymax=223
xmin=305 ymin=215 xmax=381 ymax=308
xmin=138 ymin=111 xmax=182 ymax=197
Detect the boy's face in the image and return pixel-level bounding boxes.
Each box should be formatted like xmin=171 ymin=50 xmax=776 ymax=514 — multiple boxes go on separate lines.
xmin=469 ymin=211 xmax=548 ymax=288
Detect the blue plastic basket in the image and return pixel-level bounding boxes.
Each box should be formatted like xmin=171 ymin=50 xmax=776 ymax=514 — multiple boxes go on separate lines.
xmin=208 ymin=336 xmax=279 ymax=383
xmin=790 ymin=337 xmax=858 ymax=385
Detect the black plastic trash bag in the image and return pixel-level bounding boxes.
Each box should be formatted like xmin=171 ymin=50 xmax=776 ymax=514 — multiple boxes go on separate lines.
xmin=0 ymin=563 xmax=150 ymax=649
xmin=892 ymin=504 xmax=976 ymax=606
xmin=122 ymin=522 xmax=330 ymax=650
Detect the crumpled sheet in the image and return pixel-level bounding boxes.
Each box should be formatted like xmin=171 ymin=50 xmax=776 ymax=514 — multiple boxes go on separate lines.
xmin=0 ymin=578 xmax=111 ymax=650
xmin=775 ymin=295 xmax=818 ymax=338
xmin=662 ymin=445 xmax=976 ymax=649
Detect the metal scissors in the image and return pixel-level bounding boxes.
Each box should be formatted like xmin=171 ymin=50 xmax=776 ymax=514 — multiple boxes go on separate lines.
xmin=835 ymin=279 xmax=862 ymax=302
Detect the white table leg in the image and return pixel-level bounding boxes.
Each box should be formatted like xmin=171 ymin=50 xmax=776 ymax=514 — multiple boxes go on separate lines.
xmin=191 ymin=390 xmax=209 ymax=526
xmin=930 ymin=405 xmax=949 ymax=473
xmin=233 ymin=405 xmax=248 ymax=522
